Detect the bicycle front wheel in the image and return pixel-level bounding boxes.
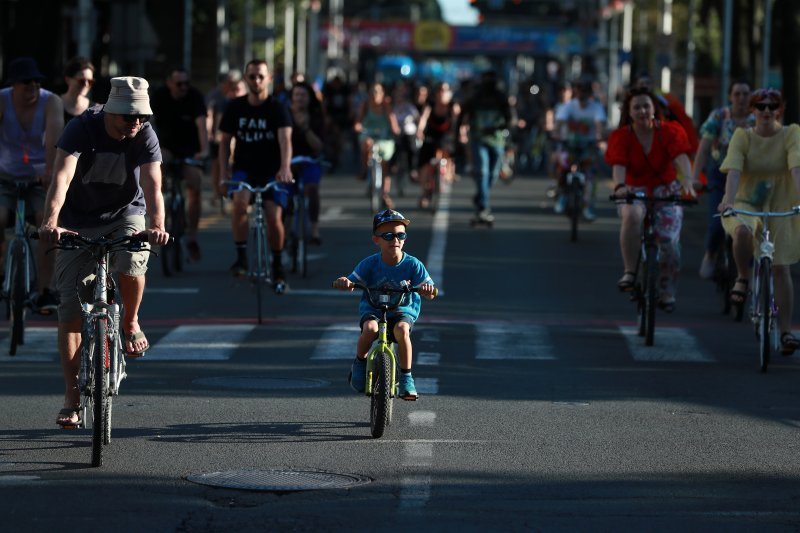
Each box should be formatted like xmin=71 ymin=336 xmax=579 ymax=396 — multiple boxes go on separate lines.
xmin=8 ymin=241 xmax=27 ymax=355
xmin=643 ymin=247 xmax=658 ymax=346
xmin=758 ymin=258 xmax=773 ymax=372
xmin=91 ymin=318 xmax=109 ymax=467
xmin=249 ymin=225 xmax=270 ymax=324
xmin=369 ymin=162 xmax=382 ymax=213
xmin=297 ymin=194 xmax=308 ymax=278
xmin=369 ymin=350 xmax=392 ymax=439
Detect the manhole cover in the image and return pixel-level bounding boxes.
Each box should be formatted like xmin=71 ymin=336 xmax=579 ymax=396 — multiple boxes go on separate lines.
xmin=192 ymin=377 xmax=330 ymax=390
xmin=186 ymin=469 xmax=371 ymax=491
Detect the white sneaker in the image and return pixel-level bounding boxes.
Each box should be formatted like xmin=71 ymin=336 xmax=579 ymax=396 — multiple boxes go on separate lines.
xmin=554 ymin=195 xmax=567 ymax=214
xmin=581 ymin=206 xmax=596 ymax=222
xmin=699 ymin=254 xmax=715 ymax=280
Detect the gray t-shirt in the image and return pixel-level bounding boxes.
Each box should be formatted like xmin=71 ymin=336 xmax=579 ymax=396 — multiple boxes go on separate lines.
xmin=56 ymin=105 xmax=161 ymax=227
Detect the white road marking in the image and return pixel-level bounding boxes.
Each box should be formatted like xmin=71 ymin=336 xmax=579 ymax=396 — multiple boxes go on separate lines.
xmin=146 ymin=288 xmax=200 ymax=294
xmin=146 ymin=324 xmax=255 ymax=360
xmin=619 ymin=326 xmax=715 ymax=362
xmin=310 ymin=324 xmax=360 ymax=359
xmin=475 ymin=323 xmax=556 ymax=360
xmin=417 ymin=352 xmax=440 ymax=366
xmin=426 ymin=181 xmax=451 ymax=291
xmin=415 ymin=377 xmax=439 ymax=395
xmin=0 ymin=327 xmax=57 ymax=361
xmin=408 ymin=411 xmax=437 ymax=427
xmin=419 ymin=329 xmax=441 ymax=342
xmin=399 ymin=475 xmax=432 ymax=508
xmin=403 ymin=442 xmax=434 ymax=466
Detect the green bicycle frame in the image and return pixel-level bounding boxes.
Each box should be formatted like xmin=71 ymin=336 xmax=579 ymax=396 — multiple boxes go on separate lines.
xmin=364 ymin=318 xmax=398 ymax=397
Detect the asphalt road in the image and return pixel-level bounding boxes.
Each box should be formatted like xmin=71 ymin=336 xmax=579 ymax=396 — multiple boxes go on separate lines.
xmin=3 ymin=166 xmax=800 ymax=532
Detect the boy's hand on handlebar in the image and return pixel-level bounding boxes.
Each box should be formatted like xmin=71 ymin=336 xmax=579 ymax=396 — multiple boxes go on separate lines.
xmin=418 ymin=283 xmax=437 ymax=300
xmin=333 ymin=277 xmax=354 ymax=291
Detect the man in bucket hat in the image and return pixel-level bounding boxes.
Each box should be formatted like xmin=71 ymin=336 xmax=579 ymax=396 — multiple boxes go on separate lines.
xmin=0 ymin=56 xmax=65 ymax=312
xmin=38 ymin=76 xmax=169 ymax=428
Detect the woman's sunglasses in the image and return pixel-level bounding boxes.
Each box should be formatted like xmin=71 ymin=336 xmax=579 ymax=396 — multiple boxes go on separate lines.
xmin=753 ymin=102 xmax=780 ymax=111
xmin=377 ymin=231 xmax=407 ymax=241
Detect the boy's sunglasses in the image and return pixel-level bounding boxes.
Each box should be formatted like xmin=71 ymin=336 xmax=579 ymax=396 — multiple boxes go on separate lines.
xmin=377 ymin=231 xmax=407 ymax=241
xmin=122 ymin=114 xmax=151 ymax=123
xmin=753 ymin=102 xmax=780 ymax=111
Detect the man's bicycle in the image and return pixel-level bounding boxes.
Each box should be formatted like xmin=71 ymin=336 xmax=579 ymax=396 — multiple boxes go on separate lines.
xmin=223 ymin=180 xmax=286 ymax=323
xmin=721 ymin=206 xmax=800 ymax=372
xmin=346 ymin=282 xmax=437 ymax=439
xmin=559 ymin=141 xmax=596 ymax=242
xmin=367 ymin=142 xmax=385 ymax=213
xmin=612 ymin=191 xmax=696 ymax=346
xmin=3 ymin=181 xmax=42 ymax=355
xmin=46 ymin=232 xmax=149 ymax=467
xmin=285 ymin=156 xmax=328 ymax=278
xmin=161 ymin=157 xmax=204 ymax=277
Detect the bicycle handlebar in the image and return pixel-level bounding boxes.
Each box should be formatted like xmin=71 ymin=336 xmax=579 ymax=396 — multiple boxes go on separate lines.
xmin=609 ymin=191 xmax=698 ymax=206
xmin=221 ymin=180 xmax=286 ymax=194
xmin=333 ymin=281 xmax=438 ymax=299
xmin=720 ymin=205 xmax=800 ymax=218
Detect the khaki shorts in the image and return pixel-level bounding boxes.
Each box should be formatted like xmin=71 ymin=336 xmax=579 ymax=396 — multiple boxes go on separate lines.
xmin=55 ymin=216 xmax=150 ymax=322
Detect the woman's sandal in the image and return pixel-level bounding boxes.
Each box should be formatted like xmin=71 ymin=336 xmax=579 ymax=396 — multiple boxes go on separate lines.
xmin=780 ymin=332 xmax=800 ymax=356
xmin=617 ymin=271 xmax=636 ymax=292
xmin=56 ymin=408 xmax=82 ymax=428
xmin=658 ymin=297 xmax=676 ymax=314
xmin=730 ymin=278 xmax=749 ymax=304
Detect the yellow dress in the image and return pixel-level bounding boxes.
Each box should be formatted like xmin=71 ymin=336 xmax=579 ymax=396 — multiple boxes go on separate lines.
xmin=720 ymin=124 xmax=800 ymax=265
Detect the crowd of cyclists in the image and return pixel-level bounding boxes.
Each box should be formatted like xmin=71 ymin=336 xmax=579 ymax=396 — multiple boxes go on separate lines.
xmin=3 ymin=53 xmax=800 ymax=423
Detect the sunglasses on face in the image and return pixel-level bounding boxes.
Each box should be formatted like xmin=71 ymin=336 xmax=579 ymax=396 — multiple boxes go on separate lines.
xmin=121 ymin=114 xmax=151 ymax=124
xmin=753 ymin=102 xmax=780 ymax=111
xmin=377 ymin=231 xmax=407 ymax=242
xmin=248 ymin=74 xmax=266 ymax=80
xmin=74 ymin=78 xmax=94 ymax=86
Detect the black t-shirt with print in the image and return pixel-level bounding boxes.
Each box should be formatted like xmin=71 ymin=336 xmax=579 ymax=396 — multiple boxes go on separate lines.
xmin=219 ymin=95 xmax=292 ymax=177
xmin=56 ymin=106 xmax=162 ymax=228
xmin=150 ymin=85 xmax=206 ymax=157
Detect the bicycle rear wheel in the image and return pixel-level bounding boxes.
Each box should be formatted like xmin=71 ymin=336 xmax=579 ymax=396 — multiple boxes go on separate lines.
xmin=162 ymin=194 xmax=186 ymax=276
xmin=8 ymin=241 xmax=27 ymax=356
xmin=91 ymin=318 xmax=109 ymax=467
xmin=568 ymin=181 xmax=581 ymax=242
xmin=369 ymin=350 xmax=392 ymax=439
xmin=297 ymin=194 xmax=308 ymax=278
xmin=758 ymin=258 xmax=772 ymax=372
xmin=643 ymin=247 xmax=658 ymax=346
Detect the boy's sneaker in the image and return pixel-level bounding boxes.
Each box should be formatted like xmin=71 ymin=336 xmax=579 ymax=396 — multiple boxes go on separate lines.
xmin=349 ymin=357 xmax=367 ymax=393
xmin=399 ymin=373 xmax=418 ymax=400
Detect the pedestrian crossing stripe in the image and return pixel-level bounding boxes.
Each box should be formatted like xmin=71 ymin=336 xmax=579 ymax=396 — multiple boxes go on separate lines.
xmin=146 ymin=324 xmax=255 ymax=360
xmin=475 ymin=323 xmax=556 ymax=360
xmin=619 ymin=326 xmax=715 ymax=362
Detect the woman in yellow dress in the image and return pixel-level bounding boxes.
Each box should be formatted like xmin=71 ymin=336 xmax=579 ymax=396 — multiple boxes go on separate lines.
xmin=720 ymin=88 xmax=800 ymax=354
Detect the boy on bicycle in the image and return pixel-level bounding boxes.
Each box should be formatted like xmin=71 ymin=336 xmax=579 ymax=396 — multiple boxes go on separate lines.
xmin=333 ymin=209 xmax=436 ymax=400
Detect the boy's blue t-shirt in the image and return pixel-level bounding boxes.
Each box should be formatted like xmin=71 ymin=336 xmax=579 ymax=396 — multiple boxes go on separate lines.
xmin=347 ymin=252 xmax=433 ymax=322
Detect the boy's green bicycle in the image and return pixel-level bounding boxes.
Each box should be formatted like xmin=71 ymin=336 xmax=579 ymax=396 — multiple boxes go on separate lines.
xmin=347 ymin=282 xmax=437 ymax=439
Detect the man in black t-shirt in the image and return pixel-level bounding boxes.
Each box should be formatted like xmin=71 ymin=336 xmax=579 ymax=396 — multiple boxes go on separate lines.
xmin=150 ymin=68 xmax=208 ymax=261
xmin=218 ymin=59 xmax=293 ymax=293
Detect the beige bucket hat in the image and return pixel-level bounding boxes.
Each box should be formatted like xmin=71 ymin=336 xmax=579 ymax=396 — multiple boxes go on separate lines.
xmin=104 ymin=76 xmax=153 ymax=115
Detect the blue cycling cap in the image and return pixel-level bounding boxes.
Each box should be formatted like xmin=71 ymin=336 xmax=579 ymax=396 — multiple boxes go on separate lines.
xmin=373 ymin=209 xmax=411 ymax=232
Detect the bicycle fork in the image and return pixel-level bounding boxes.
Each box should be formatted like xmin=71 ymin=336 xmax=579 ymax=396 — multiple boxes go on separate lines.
xmin=366 ymin=321 xmax=397 ymax=397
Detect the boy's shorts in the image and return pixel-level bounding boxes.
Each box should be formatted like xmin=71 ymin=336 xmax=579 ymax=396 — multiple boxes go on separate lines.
xmin=360 ymin=313 xmax=414 ymax=343
xmin=230 ymin=170 xmax=290 ymax=209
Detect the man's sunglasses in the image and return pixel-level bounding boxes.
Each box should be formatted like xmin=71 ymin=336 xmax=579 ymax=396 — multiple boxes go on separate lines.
xmin=74 ymin=78 xmax=94 ymax=87
xmin=121 ymin=114 xmax=151 ymax=124
xmin=753 ymin=102 xmax=780 ymax=111
xmin=377 ymin=231 xmax=407 ymax=241
xmin=248 ymin=74 xmax=266 ymax=80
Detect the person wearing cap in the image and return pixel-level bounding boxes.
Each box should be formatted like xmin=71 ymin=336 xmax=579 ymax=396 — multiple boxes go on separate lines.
xmin=333 ymin=209 xmax=436 ymax=400
xmin=38 ymin=76 xmax=169 ymax=427
xmin=0 ymin=56 xmax=65 ymax=313
xmin=218 ymin=59 xmax=293 ymax=293
xmin=150 ymin=68 xmax=208 ymax=262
